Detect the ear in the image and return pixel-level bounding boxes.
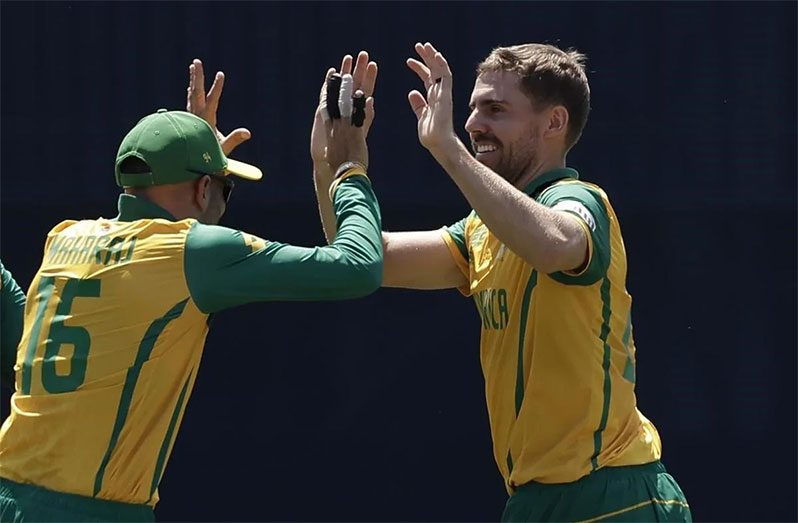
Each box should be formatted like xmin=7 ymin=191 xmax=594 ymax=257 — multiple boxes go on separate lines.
xmin=544 ymin=105 xmax=569 ymax=140
xmin=193 ymin=176 xmax=212 ymax=212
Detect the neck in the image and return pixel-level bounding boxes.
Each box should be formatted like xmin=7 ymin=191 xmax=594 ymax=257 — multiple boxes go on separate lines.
xmin=125 ymin=186 xmax=197 ymax=221
xmin=513 ymin=153 xmax=566 ymax=191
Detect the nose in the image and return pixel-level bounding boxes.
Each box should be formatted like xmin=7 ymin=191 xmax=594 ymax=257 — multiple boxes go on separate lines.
xmin=465 ymin=108 xmax=486 ymax=135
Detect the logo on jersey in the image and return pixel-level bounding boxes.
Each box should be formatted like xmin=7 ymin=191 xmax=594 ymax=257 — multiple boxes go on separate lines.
xmin=242 ymin=233 xmax=267 ymax=252
xmin=470 ymin=223 xmax=488 ymax=248
xmin=552 ymin=200 xmax=596 ymax=231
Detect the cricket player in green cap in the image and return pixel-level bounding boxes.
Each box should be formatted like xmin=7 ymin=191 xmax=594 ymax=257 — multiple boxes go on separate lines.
xmin=0 ymin=57 xmax=380 ymax=522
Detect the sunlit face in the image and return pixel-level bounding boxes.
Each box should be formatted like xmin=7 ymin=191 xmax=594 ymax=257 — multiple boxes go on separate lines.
xmin=465 ymin=71 xmax=548 ymax=186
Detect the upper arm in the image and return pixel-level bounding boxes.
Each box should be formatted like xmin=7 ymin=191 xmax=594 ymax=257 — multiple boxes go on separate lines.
xmin=382 ymin=229 xmax=469 ymax=290
xmin=538 ymin=184 xmax=611 ymax=285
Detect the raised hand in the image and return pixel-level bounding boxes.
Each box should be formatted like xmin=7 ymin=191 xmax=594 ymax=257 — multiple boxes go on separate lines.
xmin=311 ymin=51 xmax=377 ymax=166
xmin=406 ymin=42 xmax=457 ymax=154
xmin=324 ymin=82 xmax=370 ymax=170
xmin=186 ymin=58 xmax=251 ymax=155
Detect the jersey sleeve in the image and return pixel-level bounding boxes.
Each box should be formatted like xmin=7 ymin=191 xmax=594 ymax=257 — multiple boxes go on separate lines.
xmin=441 ymin=214 xmax=472 ymax=295
xmin=1 ymin=260 xmax=27 ymax=388
xmin=537 ymin=183 xmax=610 ymax=286
xmin=442 ymin=215 xmax=470 ymax=275
xmin=184 ymin=176 xmax=383 ymax=313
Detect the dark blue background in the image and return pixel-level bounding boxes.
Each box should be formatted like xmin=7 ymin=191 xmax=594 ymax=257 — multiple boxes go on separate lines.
xmin=1 ymin=2 xmax=795 ymax=521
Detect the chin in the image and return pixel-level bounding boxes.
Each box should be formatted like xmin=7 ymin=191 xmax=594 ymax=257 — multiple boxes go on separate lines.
xmin=474 ymin=155 xmax=496 ymax=170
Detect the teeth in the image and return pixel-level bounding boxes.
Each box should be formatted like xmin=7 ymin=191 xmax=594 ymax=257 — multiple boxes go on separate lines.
xmin=476 ymin=144 xmax=497 ymax=153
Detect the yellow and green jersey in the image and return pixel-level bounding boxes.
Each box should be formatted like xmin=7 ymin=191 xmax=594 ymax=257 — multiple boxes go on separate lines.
xmin=0 ymin=176 xmax=381 ymax=507
xmin=442 ymin=167 xmax=661 ymax=492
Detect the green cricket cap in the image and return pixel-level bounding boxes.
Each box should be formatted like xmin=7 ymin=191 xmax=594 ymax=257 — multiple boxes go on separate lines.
xmin=115 ymin=109 xmax=262 ymax=187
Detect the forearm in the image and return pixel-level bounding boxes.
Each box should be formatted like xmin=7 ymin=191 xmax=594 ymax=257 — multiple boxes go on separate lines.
xmin=188 ymin=175 xmax=383 ymax=312
xmin=432 ymin=140 xmax=584 ymax=272
xmin=313 ymin=162 xmax=338 ymax=244
xmin=250 ymin=176 xmax=383 ymax=301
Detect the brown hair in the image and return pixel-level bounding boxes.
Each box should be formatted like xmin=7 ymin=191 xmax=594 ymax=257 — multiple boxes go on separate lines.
xmin=478 ymin=43 xmax=591 ymax=150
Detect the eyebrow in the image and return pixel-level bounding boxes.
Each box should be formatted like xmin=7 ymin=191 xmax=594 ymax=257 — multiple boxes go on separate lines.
xmin=468 ymin=98 xmax=509 ymax=110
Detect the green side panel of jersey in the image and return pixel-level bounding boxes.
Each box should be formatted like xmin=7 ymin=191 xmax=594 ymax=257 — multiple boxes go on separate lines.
xmin=537 ymin=183 xmax=611 ymax=286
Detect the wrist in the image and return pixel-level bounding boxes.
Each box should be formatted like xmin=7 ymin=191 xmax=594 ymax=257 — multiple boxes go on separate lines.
xmin=313 ymin=160 xmax=334 ymax=179
xmin=334 ymin=160 xmax=367 ymax=180
xmin=429 ymin=135 xmax=465 ymax=166
xmin=328 ymin=161 xmax=370 ymax=201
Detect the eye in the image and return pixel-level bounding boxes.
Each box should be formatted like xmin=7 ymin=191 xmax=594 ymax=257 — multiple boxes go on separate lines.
xmin=489 ymin=104 xmax=504 ymax=114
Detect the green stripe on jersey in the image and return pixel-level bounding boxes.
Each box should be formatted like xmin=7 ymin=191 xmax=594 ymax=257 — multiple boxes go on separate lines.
xmin=94 ymin=299 xmax=189 ymax=496
xmin=591 ymin=277 xmax=613 ymax=471
xmin=149 ymin=371 xmax=193 ymax=500
xmin=514 ymin=271 xmax=538 ymax=415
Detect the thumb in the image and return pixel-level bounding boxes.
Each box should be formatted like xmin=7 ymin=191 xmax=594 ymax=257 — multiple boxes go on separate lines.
xmin=408 ymin=90 xmax=427 ymax=120
xmin=221 ymin=128 xmax=251 ymax=155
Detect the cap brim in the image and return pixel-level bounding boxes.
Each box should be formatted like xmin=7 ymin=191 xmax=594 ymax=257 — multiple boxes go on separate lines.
xmin=225 ymin=158 xmax=263 ymax=181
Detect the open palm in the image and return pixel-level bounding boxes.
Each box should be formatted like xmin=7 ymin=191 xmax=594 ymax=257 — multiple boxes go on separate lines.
xmin=186 ymin=59 xmax=251 ymax=156
xmin=310 ymin=51 xmax=377 ymax=166
xmin=407 ymin=42 xmax=456 ymax=152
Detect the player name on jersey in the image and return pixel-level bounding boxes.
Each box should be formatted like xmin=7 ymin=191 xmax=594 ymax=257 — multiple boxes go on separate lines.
xmin=47 ymin=234 xmax=138 ymax=266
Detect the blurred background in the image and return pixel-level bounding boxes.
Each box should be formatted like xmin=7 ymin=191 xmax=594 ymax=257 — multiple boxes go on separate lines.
xmin=1 ymin=1 xmax=795 ymax=521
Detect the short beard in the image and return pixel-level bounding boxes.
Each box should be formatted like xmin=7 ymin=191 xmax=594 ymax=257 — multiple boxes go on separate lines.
xmin=493 ymin=150 xmax=535 ymax=188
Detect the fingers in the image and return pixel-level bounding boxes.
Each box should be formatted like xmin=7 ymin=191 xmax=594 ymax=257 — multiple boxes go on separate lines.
xmin=188 ymin=58 xmax=206 ymax=110
xmin=338 ymin=74 xmax=354 ymax=119
xmin=327 ymin=55 xmax=376 ymax=128
xmin=430 ymin=49 xmax=453 ymax=90
xmin=348 ymin=51 xmax=378 ymax=96
xmin=319 ymin=67 xmax=336 ymax=103
xmin=363 ymin=96 xmax=375 ymax=131
xmin=408 ymin=90 xmax=427 ymax=120
xmin=205 ymin=71 xmax=225 ymax=115
xmin=352 ymin=90 xmax=366 ymax=127
xmin=319 ymin=67 xmax=336 ymax=124
xmin=352 ymin=51 xmax=368 ymax=89
xmin=326 ymin=73 xmax=342 ymax=119
xmin=362 ymin=61 xmax=378 ymax=97
xmin=340 ymin=54 xmax=353 ymax=76
xmin=220 ymin=128 xmax=251 ymax=155
xmin=407 ymin=58 xmax=432 ymax=86
xmin=412 ymin=42 xmax=452 ymax=88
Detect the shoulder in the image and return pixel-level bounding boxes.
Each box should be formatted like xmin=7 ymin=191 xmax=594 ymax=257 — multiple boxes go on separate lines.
xmin=538 ymin=180 xmax=610 ymax=220
xmin=47 ymin=219 xmax=80 ymax=236
xmin=538 ymin=179 xmax=607 ymax=203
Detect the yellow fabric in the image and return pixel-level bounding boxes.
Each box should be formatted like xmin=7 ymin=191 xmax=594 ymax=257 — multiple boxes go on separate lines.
xmin=0 ymin=217 xmax=208 ymax=507
xmin=445 ymin=184 xmax=661 ymax=492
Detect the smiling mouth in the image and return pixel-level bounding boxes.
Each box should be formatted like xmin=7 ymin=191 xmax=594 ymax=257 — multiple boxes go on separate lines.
xmin=473 ymin=143 xmax=499 ymax=155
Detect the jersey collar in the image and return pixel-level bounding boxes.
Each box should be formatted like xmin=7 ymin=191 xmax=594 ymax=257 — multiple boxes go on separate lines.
xmin=521 ymin=167 xmax=580 ymax=197
xmin=116 ymin=194 xmax=177 ymax=221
